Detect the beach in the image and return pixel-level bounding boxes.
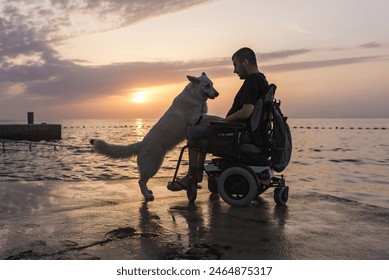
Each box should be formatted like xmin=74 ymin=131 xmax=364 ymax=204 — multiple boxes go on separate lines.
xmin=1 ymin=118 xmax=388 ymax=260
xmin=1 ymin=178 xmax=388 ymax=260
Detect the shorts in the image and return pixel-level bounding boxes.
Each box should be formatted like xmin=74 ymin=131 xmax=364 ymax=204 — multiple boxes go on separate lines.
xmin=187 ymin=124 xmax=217 ymax=146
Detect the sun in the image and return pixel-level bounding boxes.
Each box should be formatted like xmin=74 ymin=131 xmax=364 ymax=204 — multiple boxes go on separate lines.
xmin=131 ymin=91 xmax=146 ymax=103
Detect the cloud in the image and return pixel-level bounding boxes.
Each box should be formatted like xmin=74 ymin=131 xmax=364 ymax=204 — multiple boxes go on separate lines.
xmin=0 ymin=0 xmax=216 ymax=109
xmin=2 ymin=47 xmax=385 ymax=108
xmin=358 ymin=42 xmax=382 ymax=48
xmin=0 ymin=0 xmax=214 ymax=63
xmin=0 ymin=58 xmax=228 ymax=107
xmin=285 ymin=22 xmax=312 ymax=35
xmin=0 ymin=0 xmax=214 ymax=42
xmin=22 ymin=61 xmax=200 ymax=102
xmin=262 ymin=55 xmax=385 ymax=72
xmin=0 ymin=44 xmax=321 ymax=105
xmin=259 ymin=49 xmax=313 ymax=62
xmin=1 ymin=1 xmax=387 ymax=119
xmin=1 ymin=47 xmax=386 ymax=119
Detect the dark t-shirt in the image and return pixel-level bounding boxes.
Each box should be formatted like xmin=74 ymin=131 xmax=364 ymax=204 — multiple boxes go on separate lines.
xmin=226 ymin=72 xmax=268 ymax=118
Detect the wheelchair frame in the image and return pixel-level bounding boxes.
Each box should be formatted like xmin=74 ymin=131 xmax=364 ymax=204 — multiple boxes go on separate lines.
xmin=167 ymin=83 xmax=290 ymax=207
xmin=168 ymin=142 xmax=289 ymax=207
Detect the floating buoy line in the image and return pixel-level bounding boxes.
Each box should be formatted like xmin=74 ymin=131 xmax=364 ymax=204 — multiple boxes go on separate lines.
xmin=60 ymin=125 xmax=387 ymax=130
xmin=62 ymin=125 xmax=154 ymax=129
xmin=292 ymin=126 xmax=387 ymax=130
xmin=1 ymin=124 xmax=386 ymax=153
xmin=0 ymin=139 xmax=91 ymax=153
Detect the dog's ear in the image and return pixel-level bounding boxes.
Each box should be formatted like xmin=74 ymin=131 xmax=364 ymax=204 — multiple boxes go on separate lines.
xmin=201 ymin=72 xmax=207 ymax=77
xmin=187 ymin=75 xmax=200 ymax=84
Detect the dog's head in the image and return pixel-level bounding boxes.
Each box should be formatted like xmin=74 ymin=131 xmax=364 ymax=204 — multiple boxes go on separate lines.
xmin=187 ymin=72 xmax=219 ymax=99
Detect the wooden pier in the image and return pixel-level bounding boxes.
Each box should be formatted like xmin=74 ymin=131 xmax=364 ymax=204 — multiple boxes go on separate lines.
xmin=0 ymin=113 xmax=61 ymax=141
xmin=0 ymin=124 xmax=61 ymax=141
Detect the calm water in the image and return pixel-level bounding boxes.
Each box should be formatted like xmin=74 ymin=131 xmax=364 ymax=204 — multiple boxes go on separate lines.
xmin=1 ymin=118 xmax=388 ymax=207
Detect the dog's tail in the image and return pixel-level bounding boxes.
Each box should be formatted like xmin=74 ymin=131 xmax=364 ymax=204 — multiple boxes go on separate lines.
xmin=90 ymin=139 xmax=142 ymax=159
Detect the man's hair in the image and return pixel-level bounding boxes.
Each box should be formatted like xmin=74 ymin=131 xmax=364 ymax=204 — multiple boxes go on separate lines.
xmin=232 ymin=47 xmax=257 ymax=67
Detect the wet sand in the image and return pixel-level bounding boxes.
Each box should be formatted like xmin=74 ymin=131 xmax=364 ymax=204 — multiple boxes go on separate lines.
xmin=0 ymin=179 xmax=388 ymax=260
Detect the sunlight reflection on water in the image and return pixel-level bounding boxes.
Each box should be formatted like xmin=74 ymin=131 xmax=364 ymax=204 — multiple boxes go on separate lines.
xmin=1 ymin=118 xmax=388 ymax=207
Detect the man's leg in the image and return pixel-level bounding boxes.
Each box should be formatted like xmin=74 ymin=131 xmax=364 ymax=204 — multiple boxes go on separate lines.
xmin=171 ymin=125 xmax=213 ymax=188
xmin=188 ymin=115 xmax=223 ymax=181
xmin=167 ymin=148 xmax=203 ymax=191
xmin=168 ymin=115 xmax=221 ymax=191
xmin=188 ymin=147 xmax=206 ymax=182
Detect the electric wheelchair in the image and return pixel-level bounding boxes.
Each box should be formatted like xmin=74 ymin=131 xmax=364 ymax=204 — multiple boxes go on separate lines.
xmin=168 ymin=84 xmax=290 ymax=207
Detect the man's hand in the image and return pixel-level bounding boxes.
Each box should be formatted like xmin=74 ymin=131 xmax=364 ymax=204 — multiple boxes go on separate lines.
xmin=199 ymin=115 xmax=225 ymax=126
xmin=225 ymin=104 xmax=254 ymax=122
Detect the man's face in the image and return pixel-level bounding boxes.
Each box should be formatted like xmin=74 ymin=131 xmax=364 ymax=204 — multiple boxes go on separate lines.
xmin=232 ymin=57 xmax=248 ymax=80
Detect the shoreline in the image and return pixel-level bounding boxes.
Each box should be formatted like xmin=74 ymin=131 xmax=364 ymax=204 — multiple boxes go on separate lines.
xmin=1 ymin=179 xmax=388 ymax=260
xmin=1 ymin=176 xmax=388 ymax=209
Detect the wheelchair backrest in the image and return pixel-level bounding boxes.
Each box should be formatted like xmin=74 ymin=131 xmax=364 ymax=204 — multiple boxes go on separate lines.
xmin=250 ymin=84 xmax=276 ymax=132
xmin=247 ymin=83 xmax=292 ymax=171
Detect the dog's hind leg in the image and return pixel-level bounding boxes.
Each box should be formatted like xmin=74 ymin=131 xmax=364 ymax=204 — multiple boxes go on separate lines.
xmin=137 ymin=149 xmax=164 ymax=201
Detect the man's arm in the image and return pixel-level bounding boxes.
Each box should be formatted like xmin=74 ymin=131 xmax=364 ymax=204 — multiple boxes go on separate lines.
xmin=225 ymin=104 xmax=254 ymax=122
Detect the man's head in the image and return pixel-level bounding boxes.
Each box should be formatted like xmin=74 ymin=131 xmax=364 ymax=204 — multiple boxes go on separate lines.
xmin=232 ymin=47 xmax=258 ymax=80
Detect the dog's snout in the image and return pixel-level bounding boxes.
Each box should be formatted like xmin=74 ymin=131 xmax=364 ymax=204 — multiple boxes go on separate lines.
xmin=90 ymin=139 xmax=95 ymax=145
xmin=214 ymin=89 xmax=220 ymax=97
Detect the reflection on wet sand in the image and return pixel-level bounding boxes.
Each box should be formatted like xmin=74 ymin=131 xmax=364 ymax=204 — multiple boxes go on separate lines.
xmin=135 ymin=191 xmax=293 ymax=259
xmin=1 ymin=180 xmax=388 ymax=260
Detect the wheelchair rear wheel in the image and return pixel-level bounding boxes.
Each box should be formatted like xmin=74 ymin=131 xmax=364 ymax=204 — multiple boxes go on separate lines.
xmin=217 ymin=166 xmax=258 ymax=207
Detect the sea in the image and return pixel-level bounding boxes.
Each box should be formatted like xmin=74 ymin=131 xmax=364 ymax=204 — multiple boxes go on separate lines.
xmin=1 ymin=118 xmax=388 ymax=208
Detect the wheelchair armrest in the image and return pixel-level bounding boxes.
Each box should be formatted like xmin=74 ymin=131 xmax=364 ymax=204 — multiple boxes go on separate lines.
xmin=210 ymin=121 xmax=246 ymax=129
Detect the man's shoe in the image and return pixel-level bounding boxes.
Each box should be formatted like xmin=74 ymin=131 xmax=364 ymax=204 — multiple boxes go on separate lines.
xmin=167 ymin=175 xmax=202 ymax=192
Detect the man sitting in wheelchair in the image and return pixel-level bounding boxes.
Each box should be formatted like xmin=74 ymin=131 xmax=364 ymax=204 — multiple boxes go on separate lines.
xmin=168 ymin=47 xmax=290 ymax=206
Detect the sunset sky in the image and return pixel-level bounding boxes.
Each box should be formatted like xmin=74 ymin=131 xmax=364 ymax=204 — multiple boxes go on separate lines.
xmin=1 ymin=0 xmax=388 ymax=121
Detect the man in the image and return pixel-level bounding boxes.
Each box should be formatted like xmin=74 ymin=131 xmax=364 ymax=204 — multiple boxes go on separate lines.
xmin=168 ymin=47 xmax=268 ymax=191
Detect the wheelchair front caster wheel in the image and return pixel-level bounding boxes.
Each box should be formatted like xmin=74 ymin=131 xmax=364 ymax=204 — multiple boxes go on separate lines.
xmin=207 ymin=175 xmax=218 ymax=194
xmin=274 ymin=186 xmax=289 ymax=205
xmin=186 ymin=182 xmax=198 ymax=202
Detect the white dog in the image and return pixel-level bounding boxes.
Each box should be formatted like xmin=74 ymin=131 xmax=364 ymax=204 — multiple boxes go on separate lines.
xmin=91 ymin=73 xmax=219 ymax=200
